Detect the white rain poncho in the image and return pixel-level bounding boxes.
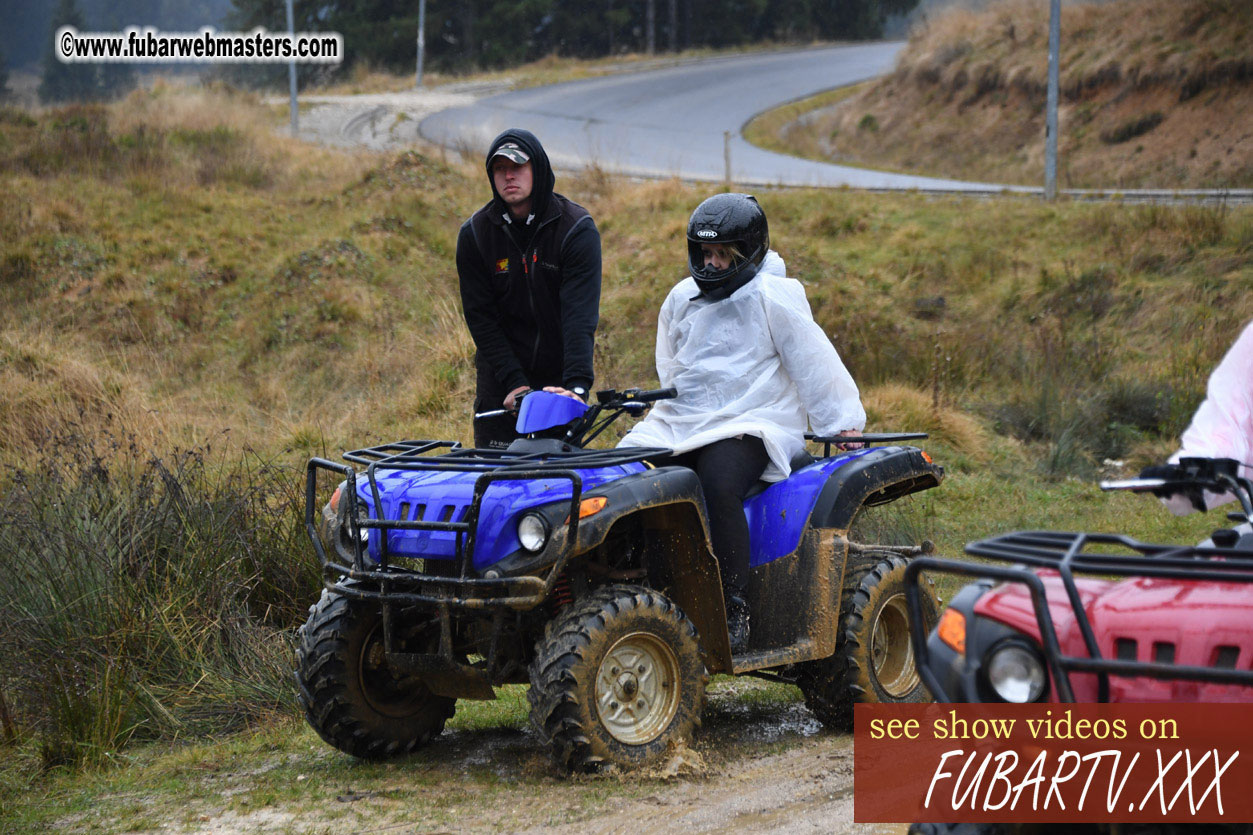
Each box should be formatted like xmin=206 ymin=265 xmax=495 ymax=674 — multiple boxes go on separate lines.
xmin=1164 ymin=318 xmax=1253 ymax=515
xmin=619 ymin=251 xmax=865 ymax=481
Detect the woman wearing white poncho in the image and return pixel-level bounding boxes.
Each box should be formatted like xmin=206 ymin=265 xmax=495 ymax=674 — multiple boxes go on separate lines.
xmin=619 ymin=194 xmax=865 ymax=651
xmin=1154 ymin=319 xmax=1253 ymax=518
xmin=618 ymin=251 xmax=865 ymax=477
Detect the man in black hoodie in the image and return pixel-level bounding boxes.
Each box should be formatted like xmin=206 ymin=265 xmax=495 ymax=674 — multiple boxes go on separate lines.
xmin=456 ymin=128 xmax=603 ymax=448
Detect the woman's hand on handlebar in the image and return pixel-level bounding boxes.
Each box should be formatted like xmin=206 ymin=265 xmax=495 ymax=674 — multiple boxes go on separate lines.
xmin=834 ymin=429 xmax=863 ymax=451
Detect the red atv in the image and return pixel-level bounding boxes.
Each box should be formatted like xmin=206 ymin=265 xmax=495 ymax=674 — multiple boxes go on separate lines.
xmin=902 ymin=457 xmax=1253 ymax=834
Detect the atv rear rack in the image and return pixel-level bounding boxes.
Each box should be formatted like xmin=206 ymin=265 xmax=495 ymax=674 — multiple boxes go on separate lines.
xmin=903 ymin=531 xmax=1253 ymax=703
xmin=305 ymin=441 xmax=667 ymax=611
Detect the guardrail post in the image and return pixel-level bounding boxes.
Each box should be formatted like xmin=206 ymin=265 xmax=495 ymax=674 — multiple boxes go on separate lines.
xmin=1044 ymin=0 xmax=1060 ymax=200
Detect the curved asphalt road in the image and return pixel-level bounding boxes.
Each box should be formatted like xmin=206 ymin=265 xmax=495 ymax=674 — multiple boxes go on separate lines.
xmin=419 ymin=43 xmax=1015 ymax=192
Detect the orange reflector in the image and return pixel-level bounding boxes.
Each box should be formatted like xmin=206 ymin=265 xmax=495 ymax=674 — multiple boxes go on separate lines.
xmin=921 ymin=451 xmax=933 ymax=464
xmin=330 ymin=485 xmax=343 ymax=514
xmin=578 ymin=497 xmax=608 ymax=518
xmin=937 ymin=608 xmax=966 ymax=655
xmin=564 ymin=497 xmax=608 ymax=524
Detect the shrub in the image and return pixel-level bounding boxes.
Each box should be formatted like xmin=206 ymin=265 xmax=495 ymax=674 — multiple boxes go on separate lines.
xmin=0 ymin=438 xmax=319 ymax=768
xmin=1099 ymin=112 xmax=1165 ymax=145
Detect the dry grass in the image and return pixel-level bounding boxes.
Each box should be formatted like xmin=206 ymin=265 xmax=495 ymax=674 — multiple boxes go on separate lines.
xmin=0 ymin=327 xmax=175 ymax=459
xmin=865 ymin=383 xmax=990 ymax=460
xmin=0 ymin=88 xmax=480 ymax=458
xmin=895 ymin=0 xmax=1252 ymax=100
xmin=751 ymin=0 xmax=1253 ymax=188
xmin=4 ymin=86 xmax=1251 ymax=470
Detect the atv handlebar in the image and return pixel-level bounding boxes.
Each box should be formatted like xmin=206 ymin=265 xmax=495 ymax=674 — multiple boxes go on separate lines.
xmin=806 ymin=432 xmax=929 ymax=444
xmin=598 ymin=386 xmax=677 ymax=405
xmin=473 ymin=387 xmax=537 ymax=421
xmin=1098 ymin=477 xmax=1170 ymax=493
xmin=1100 ymin=457 xmax=1253 ymax=519
xmin=474 ymin=387 xmax=678 ymax=422
xmin=803 ymin=432 xmax=929 ymax=459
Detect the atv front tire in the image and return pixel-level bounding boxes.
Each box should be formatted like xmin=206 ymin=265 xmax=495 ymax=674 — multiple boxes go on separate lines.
xmin=528 ymin=584 xmax=707 ymax=772
xmin=296 ymin=587 xmax=455 ymax=759
xmin=800 ymin=554 xmax=939 ymax=731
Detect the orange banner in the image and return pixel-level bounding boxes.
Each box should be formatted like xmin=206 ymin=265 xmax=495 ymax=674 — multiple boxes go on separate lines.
xmin=854 ymin=703 xmax=1253 ymax=824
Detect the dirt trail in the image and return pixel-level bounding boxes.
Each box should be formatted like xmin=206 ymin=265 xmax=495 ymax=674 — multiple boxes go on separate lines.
xmin=517 ymin=736 xmax=886 ymax=835
xmin=183 ymin=691 xmax=907 ymax=835
xmin=193 ymin=736 xmax=893 ymax=835
xmin=277 ymin=86 xmax=497 ymax=151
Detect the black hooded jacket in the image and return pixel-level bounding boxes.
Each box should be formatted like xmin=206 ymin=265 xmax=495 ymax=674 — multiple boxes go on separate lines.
xmin=456 ymin=129 xmax=602 ymax=401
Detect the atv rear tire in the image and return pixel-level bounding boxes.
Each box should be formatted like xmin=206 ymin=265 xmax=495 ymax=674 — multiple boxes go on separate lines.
xmin=527 ymin=584 xmax=707 ymax=772
xmin=799 ymin=554 xmax=939 ymax=731
xmin=295 ymin=587 xmax=455 ymax=759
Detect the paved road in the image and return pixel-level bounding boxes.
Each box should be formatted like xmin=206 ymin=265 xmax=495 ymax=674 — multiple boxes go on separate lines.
xmin=419 ymin=43 xmax=1016 ymax=192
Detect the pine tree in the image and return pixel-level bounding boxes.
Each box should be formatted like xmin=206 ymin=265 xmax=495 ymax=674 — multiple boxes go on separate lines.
xmin=95 ymin=6 xmax=137 ymax=101
xmin=39 ymin=0 xmax=99 ymax=103
xmin=0 ymin=42 xmax=10 ymax=101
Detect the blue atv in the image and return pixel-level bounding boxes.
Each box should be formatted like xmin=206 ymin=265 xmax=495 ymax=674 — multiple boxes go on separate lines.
xmin=296 ymin=388 xmax=944 ymax=771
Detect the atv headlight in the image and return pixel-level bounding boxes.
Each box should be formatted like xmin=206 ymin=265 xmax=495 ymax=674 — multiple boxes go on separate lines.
xmin=347 ymin=500 xmax=370 ymax=544
xmin=985 ymin=641 xmax=1047 ymax=703
xmin=517 ymin=512 xmax=550 ymax=552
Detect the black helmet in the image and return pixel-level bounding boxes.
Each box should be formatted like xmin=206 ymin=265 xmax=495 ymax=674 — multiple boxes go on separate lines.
xmin=687 ymin=193 xmax=770 ymax=296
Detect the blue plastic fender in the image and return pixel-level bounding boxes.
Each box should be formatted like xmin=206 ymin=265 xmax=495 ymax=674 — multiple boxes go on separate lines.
xmin=516 ymin=390 xmax=588 ymax=434
xmin=745 ymin=449 xmax=875 ymax=566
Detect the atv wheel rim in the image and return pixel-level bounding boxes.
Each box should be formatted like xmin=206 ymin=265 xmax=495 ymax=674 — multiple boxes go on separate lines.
xmin=359 ymin=624 xmax=428 ymax=718
xmin=595 ymin=631 xmax=681 ymax=745
xmin=870 ymin=593 xmax=919 ymax=698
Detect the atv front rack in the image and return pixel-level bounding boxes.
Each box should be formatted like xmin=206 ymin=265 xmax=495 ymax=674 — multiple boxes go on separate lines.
xmin=904 ymin=531 xmax=1253 ymax=702
xmin=305 ymin=441 xmax=667 ymax=611
xmin=341 ymin=439 xmax=666 ymax=471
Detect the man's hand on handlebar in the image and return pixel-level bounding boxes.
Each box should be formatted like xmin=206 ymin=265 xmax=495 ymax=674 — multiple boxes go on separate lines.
xmin=543 ymin=386 xmax=586 ymax=402
xmin=503 ymin=386 xmax=532 ymax=410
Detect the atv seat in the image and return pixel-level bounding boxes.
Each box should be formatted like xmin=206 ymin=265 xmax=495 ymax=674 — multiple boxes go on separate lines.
xmin=744 ymin=449 xmax=816 ymax=500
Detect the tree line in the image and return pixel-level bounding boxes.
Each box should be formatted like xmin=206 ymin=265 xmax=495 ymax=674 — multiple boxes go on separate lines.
xmin=228 ymin=0 xmax=922 ymax=75
xmin=27 ymin=0 xmax=921 ymax=102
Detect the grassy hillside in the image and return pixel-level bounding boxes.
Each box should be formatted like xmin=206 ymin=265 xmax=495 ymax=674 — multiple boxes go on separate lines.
xmin=1 ymin=83 xmax=1250 ymax=813
xmin=747 ymin=0 xmax=1253 ymax=189
xmin=4 ymin=84 xmax=1250 ymax=463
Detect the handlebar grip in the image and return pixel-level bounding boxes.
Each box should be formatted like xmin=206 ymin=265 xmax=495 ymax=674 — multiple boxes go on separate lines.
xmin=633 ymin=387 xmax=677 ymax=403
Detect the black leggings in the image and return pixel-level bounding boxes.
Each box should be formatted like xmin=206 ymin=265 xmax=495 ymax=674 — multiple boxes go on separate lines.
xmin=667 ymin=435 xmax=769 ymax=596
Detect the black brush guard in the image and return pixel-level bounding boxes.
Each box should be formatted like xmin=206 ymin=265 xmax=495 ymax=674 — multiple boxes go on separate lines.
xmin=305 ymin=440 xmax=664 ymax=612
xmin=903 ymin=533 xmax=1253 ymax=703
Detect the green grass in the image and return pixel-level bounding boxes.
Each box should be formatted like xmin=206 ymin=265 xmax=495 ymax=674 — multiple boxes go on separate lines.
xmin=742 ymin=82 xmax=868 ymax=159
